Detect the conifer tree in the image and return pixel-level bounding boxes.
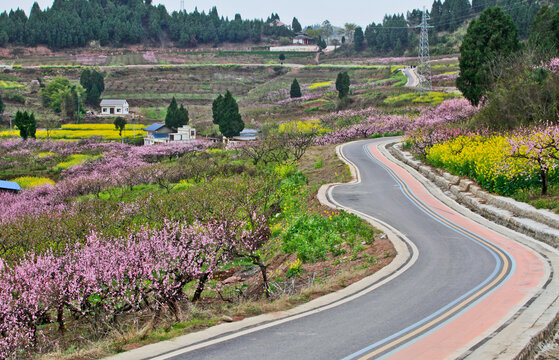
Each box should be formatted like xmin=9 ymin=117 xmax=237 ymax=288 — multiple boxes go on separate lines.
xmin=165 ymin=97 xmax=189 ymax=131
xmin=292 ymin=17 xmax=302 ymax=33
xmin=212 ymin=91 xmax=244 ymax=138
xmin=354 ymin=26 xmax=364 ymax=51
xmin=14 ymin=111 xmax=36 ymax=140
xmin=336 ymin=72 xmax=350 ymax=99
xmin=457 ymin=7 xmax=520 ymax=106
xmin=290 ymin=78 xmax=302 ymax=98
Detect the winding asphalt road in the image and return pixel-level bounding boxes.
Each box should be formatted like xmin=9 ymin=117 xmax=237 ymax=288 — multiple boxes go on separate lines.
xmin=402 ymin=67 xmax=420 ymax=88
xmin=119 ymin=138 xmax=551 ymax=360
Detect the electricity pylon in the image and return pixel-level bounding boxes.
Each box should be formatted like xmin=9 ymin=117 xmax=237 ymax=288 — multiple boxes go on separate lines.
xmin=417 ymin=8 xmax=433 ymax=92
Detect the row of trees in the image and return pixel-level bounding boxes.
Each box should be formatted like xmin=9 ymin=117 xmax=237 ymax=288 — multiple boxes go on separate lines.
xmin=431 ymin=0 xmax=543 ymax=36
xmin=0 ymin=1 xmax=294 ymax=49
xmin=350 ymin=0 xmax=556 ymax=56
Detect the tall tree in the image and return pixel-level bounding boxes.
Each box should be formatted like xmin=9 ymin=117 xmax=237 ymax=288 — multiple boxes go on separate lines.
xmin=14 ymin=111 xmax=36 ymax=140
xmin=321 ymin=20 xmax=333 ymax=44
xmin=80 ymin=69 xmax=104 ymax=106
xmin=41 ymin=77 xmax=85 ymax=121
xmin=354 ymin=26 xmax=364 ymax=51
xmin=529 ymin=5 xmax=559 ymax=56
xmin=430 ymin=0 xmax=443 ymax=30
xmin=344 ymin=23 xmax=357 ymax=43
xmin=292 ymin=17 xmax=302 ymax=33
xmin=290 ymin=78 xmax=302 ymax=98
xmin=457 ymin=7 xmax=520 ymax=106
xmin=0 ymin=93 xmax=4 ymax=115
xmin=165 ymin=96 xmax=189 ymax=131
xmin=335 ymin=72 xmax=350 ymax=99
xmin=212 ymin=91 xmax=244 ymax=138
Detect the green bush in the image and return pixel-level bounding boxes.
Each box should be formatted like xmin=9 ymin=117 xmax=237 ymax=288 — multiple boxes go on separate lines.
xmin=281 ymin=212 xmax=375 ymax=262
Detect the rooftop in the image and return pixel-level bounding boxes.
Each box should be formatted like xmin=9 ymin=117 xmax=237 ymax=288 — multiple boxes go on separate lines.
xmin=144 ymin=123 xmax=167 ymax=132
xmin=0 ymin=180 xmax=22 ymax=191
xmin=100 ymin=99 xmax=128 ymax=106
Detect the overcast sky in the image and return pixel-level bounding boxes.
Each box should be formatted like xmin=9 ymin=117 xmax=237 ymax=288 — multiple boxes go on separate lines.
xmin=1 ymin=0 xmax=433 ymax=27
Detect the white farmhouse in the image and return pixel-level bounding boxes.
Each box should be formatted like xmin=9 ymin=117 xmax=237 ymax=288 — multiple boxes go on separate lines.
xmin=100 ymin=99 xmax=129 ymax=115
xmin=144 ymin=124 xmax=197 ymax=145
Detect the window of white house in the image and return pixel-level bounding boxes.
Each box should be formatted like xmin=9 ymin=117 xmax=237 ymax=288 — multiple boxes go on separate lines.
xmin=191 ymin=131 xmax=195 ymax=136
xmin=116 ymin=108 xmax=121 ymax=113
xmin=103 ymin=108 xmax=108 ymax=112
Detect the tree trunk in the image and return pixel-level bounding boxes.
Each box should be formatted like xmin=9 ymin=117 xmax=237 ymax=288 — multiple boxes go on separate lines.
xmin=57 ymin=305 xmax=65 ymax=334
xmin=168 ymin=300 xmax=183 ymax=322
xmin=251 ymin=257 xmax=270 ymax=298
xmin=541 ymin=169 xmax=548 ymax=195
xmin=259 ymin=262 xmax=270 ymax=298
xmin=192 ymin=273 xmax=209 ymax=302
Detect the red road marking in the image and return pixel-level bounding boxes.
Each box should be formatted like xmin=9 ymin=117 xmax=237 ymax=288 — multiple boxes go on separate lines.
xmin=367 ymin=143 xmax=547 ymax=359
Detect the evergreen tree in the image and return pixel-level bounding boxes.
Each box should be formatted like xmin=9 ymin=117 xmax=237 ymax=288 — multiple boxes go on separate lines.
xmin=354 ymin=26 xmax=364 ymax=51
xmin=292 ymin=17 xmax=302 ymax=33
xmin=529 ymin=5 xmax=559 ymax=55
xmin=290 ymin=78 xmax=302 ymax=98
xmin=336 ymin=72 xmax=350 ymax=99
xmin=212 ymin=91 xmax=244 ymax=138
xmin=430 ymin=0 xmax=443 ymax=30
xmin=212 ymin=94 xmax=223 ymax=125
xmin=164 ymin=96 xmax=188 ymax=131
xmin=0 ymin=93 xmax=4 ymax=114
xmin=279 ymin=53 xmax=285 ymax=64
xmin=457 ymin=7 xmax=520 ymax=106
xmin=80 ymin=69 xmax=104 ymax=106
xmin=177 ymin=104 xmax=189 ymax=127
xmin=14 ymin=111 xmax=36 ymax=140
xmin=87 ymin=83 xmax=101 ymax=107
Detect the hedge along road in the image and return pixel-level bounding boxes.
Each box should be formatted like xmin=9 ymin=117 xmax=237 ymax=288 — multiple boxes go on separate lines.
xmin=124 ymin=138 xmax=553 ymax=360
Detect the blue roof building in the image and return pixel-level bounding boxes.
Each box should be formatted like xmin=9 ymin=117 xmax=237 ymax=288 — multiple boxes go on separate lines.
xmin=0 ymin=180 xmax=22 ymax=192
xmin=144 ymin=123 xmax=197 ymax=145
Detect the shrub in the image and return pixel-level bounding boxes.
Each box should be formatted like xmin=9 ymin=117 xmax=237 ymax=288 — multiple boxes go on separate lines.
xmin=281 ymin=212 xmax=375 ymax=262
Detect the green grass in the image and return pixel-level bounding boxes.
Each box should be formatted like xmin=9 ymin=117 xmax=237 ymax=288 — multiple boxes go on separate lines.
xmin=141 ymin=107 xmax=167 ymax=120
xmin=512 ymin=184 xmax=559 ymax=214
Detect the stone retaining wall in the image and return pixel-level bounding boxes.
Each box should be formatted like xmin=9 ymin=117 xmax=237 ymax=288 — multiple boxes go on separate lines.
xmin=388 ymin=143 xmax=559 ymax=246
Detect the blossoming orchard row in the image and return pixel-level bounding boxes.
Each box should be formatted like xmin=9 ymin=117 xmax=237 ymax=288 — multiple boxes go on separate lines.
xmin=0 ymin=140 xmax=213 ymax=225
xmin=0 ymin=217 xmax=269 ymax=358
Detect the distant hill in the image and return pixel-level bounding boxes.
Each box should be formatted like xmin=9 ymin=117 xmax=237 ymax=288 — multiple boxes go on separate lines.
xmin=0 ymin=0 xmax=293 ymax=49
xmin=0 ymin=0 xmax=554 ymax=54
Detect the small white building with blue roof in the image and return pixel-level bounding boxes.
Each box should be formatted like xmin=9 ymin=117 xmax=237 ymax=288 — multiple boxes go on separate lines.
xmin=144 ymin=123 xmax=197 ymax=145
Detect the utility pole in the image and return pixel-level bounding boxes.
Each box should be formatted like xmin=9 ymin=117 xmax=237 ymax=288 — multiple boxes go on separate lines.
xmin=417 ymin=8 xmax=433 ymax=92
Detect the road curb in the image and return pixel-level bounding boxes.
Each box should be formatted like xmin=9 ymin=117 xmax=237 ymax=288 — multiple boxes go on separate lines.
xmin=381 ymin=140 xmax=559 ymax=360
xmin=105 ymin=142 xmax=415 ymax=360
